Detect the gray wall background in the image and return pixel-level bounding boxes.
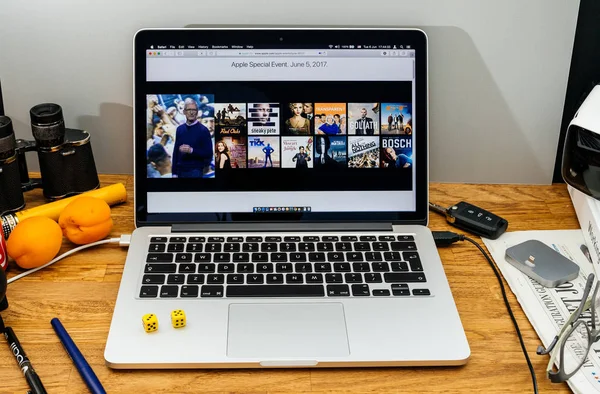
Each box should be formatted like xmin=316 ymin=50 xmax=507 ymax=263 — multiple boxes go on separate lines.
xmin=0 ymin=0 xmax=579 ymax=184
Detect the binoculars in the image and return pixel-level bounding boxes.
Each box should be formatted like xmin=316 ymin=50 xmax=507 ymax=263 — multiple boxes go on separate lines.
xmin=0 ymin=103 xmax=100 ymax=216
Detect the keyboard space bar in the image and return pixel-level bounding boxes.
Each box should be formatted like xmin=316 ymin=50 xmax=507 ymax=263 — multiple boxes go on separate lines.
xmin=227 ymin=285 xmax=325 ymax=297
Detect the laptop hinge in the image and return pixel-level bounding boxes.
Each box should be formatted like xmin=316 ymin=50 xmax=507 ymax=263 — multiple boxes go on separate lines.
xmin=171 ymin=222 xmax=393 ymax=233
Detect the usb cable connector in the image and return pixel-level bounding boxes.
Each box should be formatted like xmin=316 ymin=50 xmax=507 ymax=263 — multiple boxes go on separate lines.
xmin=119 ymin=234 xmax=131 ymax=247
xmin=432 ymin=231 xmax=464 ymax=246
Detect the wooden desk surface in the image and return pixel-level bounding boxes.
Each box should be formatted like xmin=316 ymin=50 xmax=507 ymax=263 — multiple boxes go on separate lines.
xmin=0 ymin=175 xmax=576 ymax=393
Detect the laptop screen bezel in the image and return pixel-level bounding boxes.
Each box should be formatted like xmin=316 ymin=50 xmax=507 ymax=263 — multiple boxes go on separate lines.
xmin=133 ymin=28 xmax=428 ymax=227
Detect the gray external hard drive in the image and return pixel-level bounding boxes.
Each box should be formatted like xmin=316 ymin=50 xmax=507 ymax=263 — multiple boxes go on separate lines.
xmin=505 ymin=240 xmax=580 ymax=288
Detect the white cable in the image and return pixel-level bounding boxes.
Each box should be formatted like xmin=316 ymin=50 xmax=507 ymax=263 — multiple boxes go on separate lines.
xmin=7 ymin=237 xmax=123 ymax=284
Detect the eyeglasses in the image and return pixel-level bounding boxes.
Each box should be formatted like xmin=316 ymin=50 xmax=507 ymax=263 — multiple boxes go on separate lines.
xmin=184 ymin=109 xmax=198 ymax=113
xmin=536 ymin=273 xmax=600 ymax=383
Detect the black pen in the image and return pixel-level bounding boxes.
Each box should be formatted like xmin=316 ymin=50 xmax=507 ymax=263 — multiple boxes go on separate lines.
xmin=4 ymin=326 xmax=47 ymax=394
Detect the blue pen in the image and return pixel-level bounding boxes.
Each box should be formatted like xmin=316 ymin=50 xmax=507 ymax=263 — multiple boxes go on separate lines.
xmin=51 ymin=318 xmax=106 ymax=394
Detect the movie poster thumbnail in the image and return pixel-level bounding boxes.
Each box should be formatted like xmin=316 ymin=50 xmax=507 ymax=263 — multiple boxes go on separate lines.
xmin=348 ymin=103 xmax=380 ymax=135
xmin=282 ymin=136 xmax=314 ymax=169
xmin=381 ymin=103 xmax=412 ymax=135
xmin=146 ymin=94 xmax=215 ymax=179
xmin=247 ymin=136 xmax=280 ymax=168
xmin=248 ymin=103 xmax=280 ymax=135
xmin=381 ymin=136 xmax=413 ymax=169
xmin=215 ymin=134 xmax=247 ymax=169
xmin=282 ymin=102 xmax=313 ymax=135
xmin=314 ymin=103 xmax=346 ymax=135
xmin=348 ymin=136 xmax=380 ymax=168
xmin=214 ymin=103 xmax=247 ymax=132
xmin=314 ymin=135 xmax=347 ymax=169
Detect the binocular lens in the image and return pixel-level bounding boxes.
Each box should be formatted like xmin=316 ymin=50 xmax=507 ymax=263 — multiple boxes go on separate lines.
xmin=30 ymin=103 xmax=64 ymax=125
xmin=0 ymin=116 xmax=13 ymax=139
xmin=30 ymin=103 xmax=65 ymax=148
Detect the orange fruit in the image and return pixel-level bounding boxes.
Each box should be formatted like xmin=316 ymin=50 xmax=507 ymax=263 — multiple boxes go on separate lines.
xmin=58 ymin=196 xmax=113 ymax=245
xmin=6 ymin=216 xmax=63 ymax=269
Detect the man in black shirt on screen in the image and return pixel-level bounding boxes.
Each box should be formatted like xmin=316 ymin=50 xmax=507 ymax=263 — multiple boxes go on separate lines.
xmin=292 ymin=146 xmax=311 ymax=169
xmin=172 ymin=98 xmax=213 ymax=178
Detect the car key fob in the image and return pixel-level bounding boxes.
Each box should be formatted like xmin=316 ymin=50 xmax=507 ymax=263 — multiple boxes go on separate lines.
xmin=431 ymin=201 xmax=508 ymax=239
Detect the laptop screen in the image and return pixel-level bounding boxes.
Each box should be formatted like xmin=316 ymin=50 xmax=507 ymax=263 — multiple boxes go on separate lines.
xmin=135 ymin=29 xmax=428 ymax=225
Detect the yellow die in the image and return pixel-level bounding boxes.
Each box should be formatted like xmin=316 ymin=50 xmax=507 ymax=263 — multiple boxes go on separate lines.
xmin=171 ymin=309 xmax=186 ymax=328
xmin=142 ymin=313 xmax=158 ymax=333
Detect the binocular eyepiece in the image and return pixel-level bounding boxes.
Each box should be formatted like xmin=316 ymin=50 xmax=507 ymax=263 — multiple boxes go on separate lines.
xmin=30 ymin=103 xmax=67 ymax=148
xmin=0 ymin=103 xmax=100 ymax=216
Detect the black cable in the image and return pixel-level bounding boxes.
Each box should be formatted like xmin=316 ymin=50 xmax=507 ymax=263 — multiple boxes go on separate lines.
xmin=432 ymin=231 xmax=539 ymax=394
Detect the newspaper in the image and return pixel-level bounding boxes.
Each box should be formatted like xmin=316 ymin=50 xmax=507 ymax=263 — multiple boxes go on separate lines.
xmin=482 ymin=230 xmax=600 ymax=394
xmin=568 ymin=185 xmax=600 ymax=282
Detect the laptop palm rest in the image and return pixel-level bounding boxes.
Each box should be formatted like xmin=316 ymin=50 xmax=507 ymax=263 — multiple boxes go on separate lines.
xmin=227 ymin=303 xmax=350 ymax=360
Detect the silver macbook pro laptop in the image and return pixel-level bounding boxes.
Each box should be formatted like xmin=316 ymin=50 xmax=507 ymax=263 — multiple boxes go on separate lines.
xmin=104 ymin=27 xmax=470 ymax=368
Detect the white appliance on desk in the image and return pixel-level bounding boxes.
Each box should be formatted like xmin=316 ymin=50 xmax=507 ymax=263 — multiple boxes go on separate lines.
xmin=563 ymin=85 xmax=600 ymax=277
xmin=568 ymin=186 xmax=600 ymax=276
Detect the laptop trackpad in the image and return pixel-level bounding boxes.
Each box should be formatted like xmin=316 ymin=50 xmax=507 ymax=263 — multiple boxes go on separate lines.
xmin=227 ymin=303 xmax=350 ymax=359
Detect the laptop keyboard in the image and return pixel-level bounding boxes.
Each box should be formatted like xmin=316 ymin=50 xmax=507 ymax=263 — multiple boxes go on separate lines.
xmin=138 ymin=234 xmax=430 ymax=299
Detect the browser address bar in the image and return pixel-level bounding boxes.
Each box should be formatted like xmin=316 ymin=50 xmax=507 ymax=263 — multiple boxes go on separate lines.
xmin=215 ymin=50 xmax=326 ymax=57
